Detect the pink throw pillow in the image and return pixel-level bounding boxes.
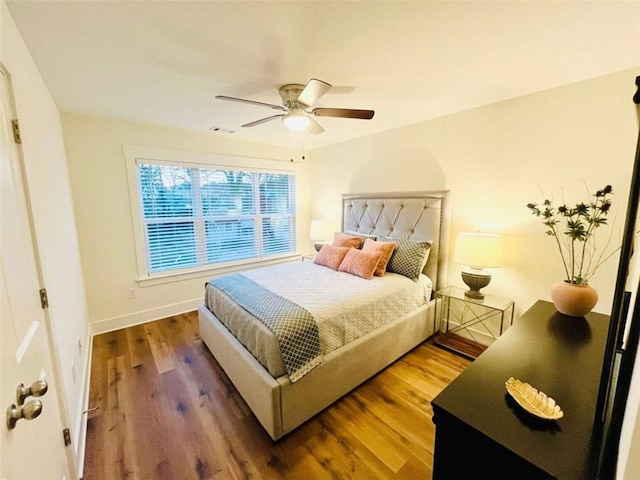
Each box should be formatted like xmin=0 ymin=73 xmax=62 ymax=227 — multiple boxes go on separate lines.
xmin=362 ymin=238 xmax=397 ymax=276
xmin=332 ymin=232 xmax=363 ymax=249
xmin=314 ymin=244 xmax=350 ymax=270
xmin=338 ymin=248 xmax=382 ymax=280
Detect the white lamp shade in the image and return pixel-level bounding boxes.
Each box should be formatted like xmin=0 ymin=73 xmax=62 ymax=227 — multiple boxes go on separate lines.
xmin=310 ymin=220 xmax=334 ymax=241
xmin=453 ymin=232 xmax=502 ymax=268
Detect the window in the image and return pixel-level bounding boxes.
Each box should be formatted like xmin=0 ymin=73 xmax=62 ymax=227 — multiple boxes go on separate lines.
xmin=137 ymin=161 xmax=296 ymax=275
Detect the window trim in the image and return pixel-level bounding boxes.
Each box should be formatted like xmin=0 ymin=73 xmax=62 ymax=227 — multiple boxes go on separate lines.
xmin=135 ymin=254 xmax=301 ymax=287
xmin=124 ymin=145 xmax=299 ymax=286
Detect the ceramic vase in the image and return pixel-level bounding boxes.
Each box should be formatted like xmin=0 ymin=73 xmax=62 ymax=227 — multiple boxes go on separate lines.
xmin=550 ymin=281 xmax=599 ymax=317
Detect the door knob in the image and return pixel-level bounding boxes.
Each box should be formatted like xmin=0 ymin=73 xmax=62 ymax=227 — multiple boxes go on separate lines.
xmin=16 ymin=379 xmax=48 ymax=406
xmin=6 ymin=399 xmax=43 ymax=430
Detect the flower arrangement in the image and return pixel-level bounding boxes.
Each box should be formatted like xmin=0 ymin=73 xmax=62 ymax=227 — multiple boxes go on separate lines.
xmin=526 ymin=185 xmax=614 ymax=285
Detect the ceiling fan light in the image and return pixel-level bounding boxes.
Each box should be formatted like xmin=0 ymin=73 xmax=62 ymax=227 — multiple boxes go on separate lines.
xmin=282 ymin=112 xmax=311 ymax=131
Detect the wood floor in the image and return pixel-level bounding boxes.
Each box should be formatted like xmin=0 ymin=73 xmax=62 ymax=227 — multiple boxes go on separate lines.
xmin=83 ymin=311 xmax=470 ymax=479
xmin=433 ymin=332 xmax=487 ymax=359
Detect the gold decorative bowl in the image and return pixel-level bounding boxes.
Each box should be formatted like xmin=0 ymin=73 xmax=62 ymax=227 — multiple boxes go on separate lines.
xmin=505 ymin=377 xmax=564 ymax=421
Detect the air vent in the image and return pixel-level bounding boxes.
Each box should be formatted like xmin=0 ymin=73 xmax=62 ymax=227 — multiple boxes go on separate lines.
xmin=209 ymin=126 xmax=236 ymax=134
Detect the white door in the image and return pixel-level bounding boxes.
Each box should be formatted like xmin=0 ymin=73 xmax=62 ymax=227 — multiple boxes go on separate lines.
xmin=1 ymin=67 xmax=71 ymax=478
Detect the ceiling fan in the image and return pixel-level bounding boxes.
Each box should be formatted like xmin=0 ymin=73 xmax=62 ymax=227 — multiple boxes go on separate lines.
xmin=215 ymin=78 xmax=374 ymax=135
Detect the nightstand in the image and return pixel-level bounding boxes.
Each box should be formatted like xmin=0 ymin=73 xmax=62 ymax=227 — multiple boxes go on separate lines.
xmin=302 ymin=254 xmax=316 ymax=262
xmin=433 ymin=286 xmax=514 ymax=359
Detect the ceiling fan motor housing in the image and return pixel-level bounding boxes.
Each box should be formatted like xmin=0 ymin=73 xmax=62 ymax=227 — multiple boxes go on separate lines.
xmin=279 ymin=84 xmax=306 ymax=108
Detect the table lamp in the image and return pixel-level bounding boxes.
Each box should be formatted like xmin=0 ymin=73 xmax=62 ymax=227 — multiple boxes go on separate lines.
xmin=310 ymin=220 xmax=334 ymax=252
xmin=453 ymin=232 xmax=502 ymax=299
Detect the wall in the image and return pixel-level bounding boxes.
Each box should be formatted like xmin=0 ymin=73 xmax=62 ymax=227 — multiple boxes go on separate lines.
xmin=1 ymin=2 xmax=90 ymax=472
xmin=309 ymin=69 xmax=640 ymax=319
xmin=61 ymin=114 xmax=307 ymax=331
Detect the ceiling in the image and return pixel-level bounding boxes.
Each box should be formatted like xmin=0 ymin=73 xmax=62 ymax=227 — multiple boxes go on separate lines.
xmin=6 ymin=1 xmax=640 ymax=150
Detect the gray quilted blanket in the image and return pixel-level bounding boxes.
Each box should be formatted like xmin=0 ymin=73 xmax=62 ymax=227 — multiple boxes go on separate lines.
xmin=207 ymin=274 xmax=324 ymax=382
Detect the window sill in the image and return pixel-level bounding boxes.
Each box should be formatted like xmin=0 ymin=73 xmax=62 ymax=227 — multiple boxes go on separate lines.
xmin=136 ymin=254 xmax=302 ymax=287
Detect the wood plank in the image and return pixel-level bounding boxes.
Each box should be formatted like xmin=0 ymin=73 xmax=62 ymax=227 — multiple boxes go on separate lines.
xmin=350 ymin=382 xmax=431 ymax=466
xmin=84 ymin=311 xmax=471 ymax=479
xmin=434 ymin=331 xmax=487 ymax=358
xmin=125 ymin=324 xmax=149 ymax=368
xmin=122 ymin=350 xmax=170 ymax=475
xmin=318 ymin=411 xmax=399 ymax=479
xmin=328 ymin=395 xmax=409 ymax=473
xmin=144 ymin=320 xmax=178 ymax=374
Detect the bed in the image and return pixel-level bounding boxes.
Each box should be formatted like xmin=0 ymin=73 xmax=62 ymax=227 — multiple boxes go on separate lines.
xmin=198 ymin=191 xmax=450 ymax=440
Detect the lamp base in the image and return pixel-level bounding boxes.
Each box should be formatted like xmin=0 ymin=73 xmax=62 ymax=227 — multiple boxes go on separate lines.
xmin=313 ymin=242 xmax=325 ymax=252
xmin=461 ymin=270 xmax=492 ymax=300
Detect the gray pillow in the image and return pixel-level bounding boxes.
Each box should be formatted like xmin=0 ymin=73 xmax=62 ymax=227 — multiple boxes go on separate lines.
xmin=344 ymin=230 xmax=377 ymax=247
xmin=378 ymin=237 xmax=431 ymax=281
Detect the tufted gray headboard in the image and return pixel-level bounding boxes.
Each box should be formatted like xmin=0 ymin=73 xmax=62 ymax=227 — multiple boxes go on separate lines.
xmin=342 ymin=191 xmax=450 ymax=295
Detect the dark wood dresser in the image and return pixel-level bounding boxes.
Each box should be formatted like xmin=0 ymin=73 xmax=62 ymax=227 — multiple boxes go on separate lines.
xmin=431 ymin=300 xmax=610 ymax=479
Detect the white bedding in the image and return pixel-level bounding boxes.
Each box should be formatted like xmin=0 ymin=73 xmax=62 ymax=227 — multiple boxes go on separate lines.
xmin=205 ymin=261 xmax=432 ymax=378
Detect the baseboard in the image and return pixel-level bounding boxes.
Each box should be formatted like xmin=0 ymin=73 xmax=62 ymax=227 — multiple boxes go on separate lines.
xmin=89 ymin=298 xmax=202 ymax=336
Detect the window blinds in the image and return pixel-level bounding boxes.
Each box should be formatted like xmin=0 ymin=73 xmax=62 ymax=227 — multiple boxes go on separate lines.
xmin=137 ymin=162 xmax=295 ymax=274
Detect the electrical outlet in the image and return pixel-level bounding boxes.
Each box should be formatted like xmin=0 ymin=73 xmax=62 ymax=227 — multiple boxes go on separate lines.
xmin=71 ymin=361 xmax=77 ymax=384
xmin=128 ymin=288 xmax=137 ymax=299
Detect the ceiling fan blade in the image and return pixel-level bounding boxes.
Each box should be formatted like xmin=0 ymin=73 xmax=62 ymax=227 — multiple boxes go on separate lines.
xmin=215 ymin=95 xmax=285 ymax=111
xmin=312 ymin=108 xmax=375 ymax=120
xmin=297 ymin=78 xmax=332 ymax=107
xmin=242 ymin=114 xmax=284 ymax=128
xmin=306 ymin=117 xmax=324 ymax=135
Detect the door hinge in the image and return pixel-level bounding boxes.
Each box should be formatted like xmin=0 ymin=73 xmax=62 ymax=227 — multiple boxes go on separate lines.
xmin=11 ymin=119 xmax=21 ymax=144
xmin=62 ymin=428 xmax=71 ymax=447
xmin=39 ymin=288 xmax=49 ymax=309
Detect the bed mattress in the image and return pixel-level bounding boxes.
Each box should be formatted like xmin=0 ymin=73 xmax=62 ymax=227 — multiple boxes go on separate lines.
xmin=205 ymin=261 xmax=432 ymax=378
